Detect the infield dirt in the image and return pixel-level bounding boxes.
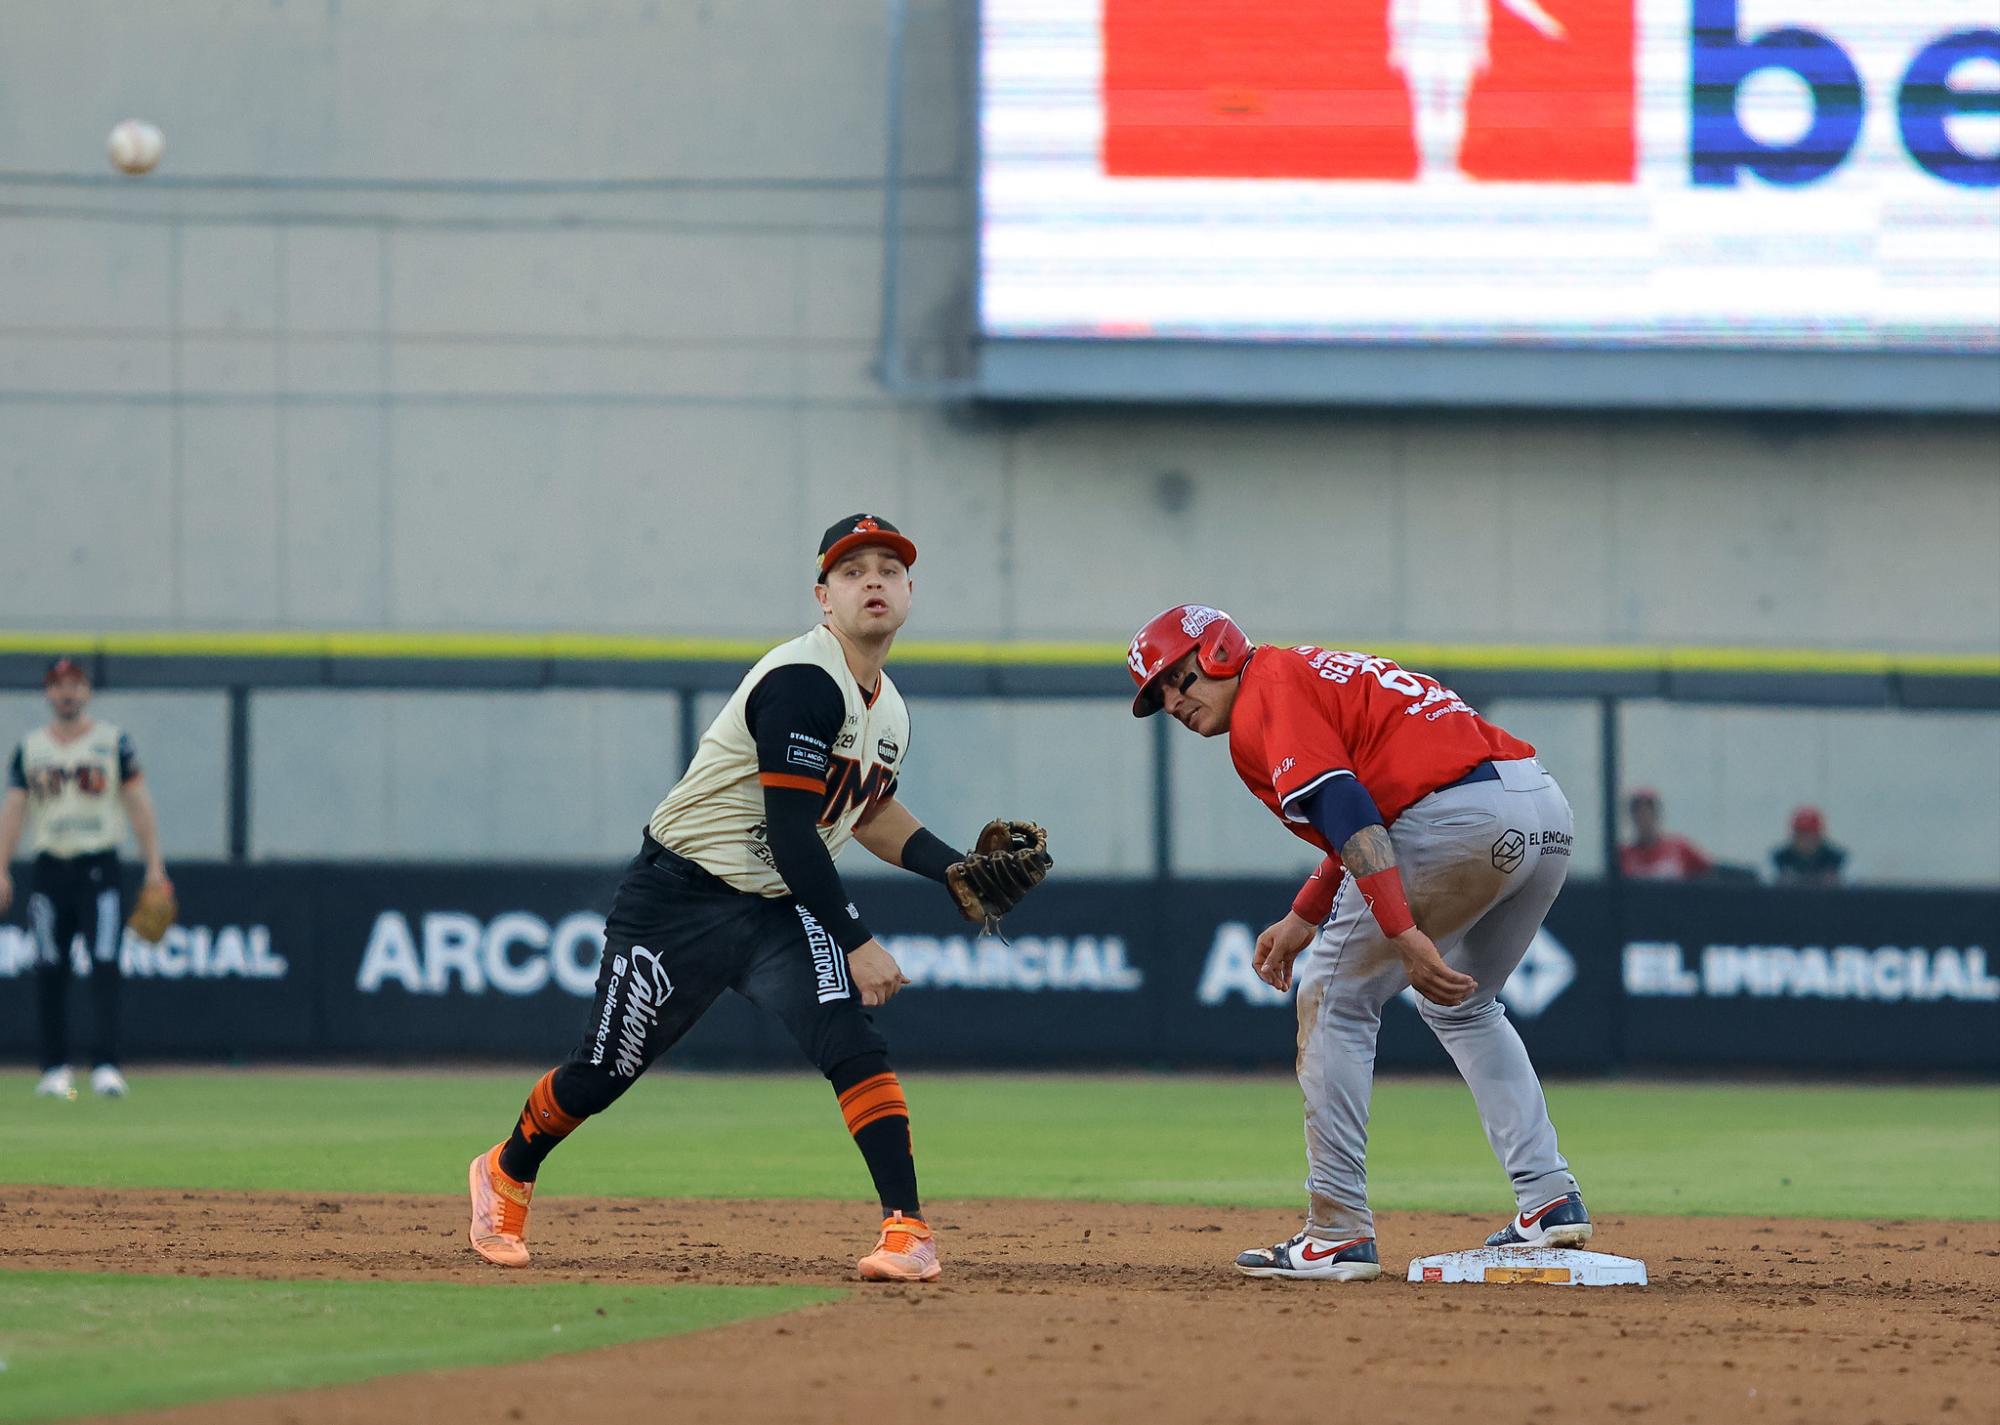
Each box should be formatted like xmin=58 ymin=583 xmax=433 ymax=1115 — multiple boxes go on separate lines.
xmin=6 ymin=1187 xmax=1994 ymax=1425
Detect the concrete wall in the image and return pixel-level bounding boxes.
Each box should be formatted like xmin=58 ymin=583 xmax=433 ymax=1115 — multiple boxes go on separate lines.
xmin=3 ymin=3 xmax=1996 ymax=884
xmin=3 ymin=0 xmax=1996 ymax=650
xmin=1619 ymin=703 xmax=2000 ymax=887
xmin=0 ymin=692 xmax=230 ymax=858
xmin=248 ymin=690 xmax=680 ymax=861
xmin=6 ymin=686 xmax=1994 ymax=885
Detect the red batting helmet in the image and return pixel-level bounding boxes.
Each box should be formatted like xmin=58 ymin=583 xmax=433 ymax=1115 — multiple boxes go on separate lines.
xmin=1127 ymin=604 xmax=1252 ymax=717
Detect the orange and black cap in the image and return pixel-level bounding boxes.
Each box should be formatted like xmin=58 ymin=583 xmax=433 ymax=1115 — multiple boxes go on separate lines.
xmin=817 ymin=514 xmax=917 ymax=582
xmin=44 ymin=657 xmax=89 ymax=687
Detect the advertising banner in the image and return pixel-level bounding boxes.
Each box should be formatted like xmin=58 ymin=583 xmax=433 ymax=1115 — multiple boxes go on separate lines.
xmin=1616 ymin=882 xmax=2000 ymax=1067
xmin=1 ymin=864 xmax=1992 ymax=1070
xmin=981 ymin=0 xmax=2000 ymax=352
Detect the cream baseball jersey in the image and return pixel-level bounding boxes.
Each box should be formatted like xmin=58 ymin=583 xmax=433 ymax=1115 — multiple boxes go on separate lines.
xmin=650 ymin=625 xmax=909 ymax=896
xmin=7 ymin=722 xmax=140 ymax=858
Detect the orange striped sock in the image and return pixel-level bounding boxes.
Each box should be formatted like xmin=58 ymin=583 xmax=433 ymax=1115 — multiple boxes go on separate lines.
xmin=519 ymin=1069 xmax=586 ymax=1143
xmin=837 ymin=1070 xmax=919 ymax=1216
xmin=499 ymin=1069 xmax=588 ymax=1183
xmin=838 ymin=1071 xmax=910 ymax=1137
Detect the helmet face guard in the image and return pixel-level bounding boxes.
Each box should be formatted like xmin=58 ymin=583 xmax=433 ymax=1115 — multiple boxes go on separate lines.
xmin=1126 ymin=604 xmax=1251 ymax=717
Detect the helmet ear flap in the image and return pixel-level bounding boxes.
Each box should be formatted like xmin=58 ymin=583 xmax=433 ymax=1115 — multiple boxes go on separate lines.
xmin=1194 ymin=619 xmax=1251 ymax=679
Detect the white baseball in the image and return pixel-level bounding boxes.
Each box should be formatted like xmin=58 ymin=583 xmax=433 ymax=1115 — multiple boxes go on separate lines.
xmin=107 ymin=119 xmax=165 ymax=175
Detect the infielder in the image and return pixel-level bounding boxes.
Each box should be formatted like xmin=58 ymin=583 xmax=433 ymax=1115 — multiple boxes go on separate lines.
xmin=1128 ymin=606 xmax=1590 ymax=1280
xmin=467 ymin=515 xmax=1051 ymax=1280
xmin=0 ymin=658 xmax=173 ymax=1099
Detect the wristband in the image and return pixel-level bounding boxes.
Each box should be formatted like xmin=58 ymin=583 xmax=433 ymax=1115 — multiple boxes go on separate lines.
xmin=899 ymin=826 xmax=962 ymax=885
xmin=1355 ymin=867 xmax=1416 ymax=938
xmin=1291 ymin=861 xmax=1338 ymax=924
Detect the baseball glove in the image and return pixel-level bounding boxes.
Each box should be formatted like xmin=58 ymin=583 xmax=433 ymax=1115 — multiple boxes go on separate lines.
xmin=946 ymin=819 xmax=1052 ymax=929
xmin=127 ymin=881 xmax=177 ymax=944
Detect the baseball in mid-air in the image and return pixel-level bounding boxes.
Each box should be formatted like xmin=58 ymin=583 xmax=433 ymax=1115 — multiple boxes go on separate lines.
xmin=107 ymin=119 xmax=164 ymax=175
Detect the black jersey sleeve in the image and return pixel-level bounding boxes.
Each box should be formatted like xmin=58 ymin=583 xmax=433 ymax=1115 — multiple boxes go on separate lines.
xmin=746 ymin=663 xmax=844 ymax=788
xmin=744 ymin=664 xmax=873 ymax=952
xmin=117 ymin=733 xmax=141 ymax=783
xmin=5 ymin=745 xmax=23 ymax=791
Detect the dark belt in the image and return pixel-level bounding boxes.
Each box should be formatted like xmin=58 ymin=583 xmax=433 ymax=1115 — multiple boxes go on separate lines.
xmin=639 ymin=833 xmax=734 ymax=893
xmin=1433 ymin=760 xmax=1500 ymax=795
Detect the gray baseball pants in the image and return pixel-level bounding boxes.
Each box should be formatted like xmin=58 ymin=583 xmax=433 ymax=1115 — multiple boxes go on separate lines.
xmin=1292 ymin=757 xmax=1580 ymax=1239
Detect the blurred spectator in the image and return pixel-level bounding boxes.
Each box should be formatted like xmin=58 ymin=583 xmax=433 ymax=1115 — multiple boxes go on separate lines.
xmin=1771 ymin=806 xmax=1846 ymax=886
xmin=1617 ymin=788 xmax=1712 ymax=880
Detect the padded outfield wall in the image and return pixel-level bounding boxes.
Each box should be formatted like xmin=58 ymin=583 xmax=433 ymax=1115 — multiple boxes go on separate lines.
xmin=0 ymin=863 xmax=1994 ymax=1072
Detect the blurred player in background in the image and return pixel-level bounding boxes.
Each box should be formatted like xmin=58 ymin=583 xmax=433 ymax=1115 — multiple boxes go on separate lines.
xmin=1128 ymin=607 xmax=1590 ymax=1280
xmin=466 ymin=515 xmax=1049 ymax=1281
xmin=0 ymin=659 xmax=172 ymax=1099
xmin=1618 ymin=787 xmax=1712 ymax=880
xmin=1772 ymin=805 xmax=1846 ymax=885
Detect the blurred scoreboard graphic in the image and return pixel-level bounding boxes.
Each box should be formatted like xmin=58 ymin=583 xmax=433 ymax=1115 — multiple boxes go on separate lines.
xmin=978 ymin=0 xmax=2000 ymax=354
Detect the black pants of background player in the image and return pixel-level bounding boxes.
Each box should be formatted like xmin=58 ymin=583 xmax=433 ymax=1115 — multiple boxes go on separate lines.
xmin=24 ymin=850 xmax=124 ymax=1071
xmin=495 ymin=837 xmax=921 ymax=1217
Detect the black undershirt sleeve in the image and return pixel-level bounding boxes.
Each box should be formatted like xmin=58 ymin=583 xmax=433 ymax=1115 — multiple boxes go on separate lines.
xmin=745 ymin=664 xmax=873 ymax=953
xmin=5 ymin=746 xmax=23 ymax=791
xmin=898 ymin=827 xmax=962 ymax=885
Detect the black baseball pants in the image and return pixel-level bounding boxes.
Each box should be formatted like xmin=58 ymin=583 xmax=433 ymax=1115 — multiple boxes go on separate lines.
xmin=25 ymin=850 xmax=124 ymax=1071
xmin=554 ymin=838 xmax=888 ymax=1115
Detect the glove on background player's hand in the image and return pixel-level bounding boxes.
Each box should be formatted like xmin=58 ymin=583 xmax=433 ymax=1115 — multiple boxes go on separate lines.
xmin=946 ymin=819 xmax=1052 ymax=927
xmin=127 ymin=879 xmax=178 ymax=943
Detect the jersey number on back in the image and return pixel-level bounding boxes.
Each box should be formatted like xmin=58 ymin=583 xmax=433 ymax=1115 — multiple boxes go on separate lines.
xmin=1298 ymin=648 xmax=1474 ymax=721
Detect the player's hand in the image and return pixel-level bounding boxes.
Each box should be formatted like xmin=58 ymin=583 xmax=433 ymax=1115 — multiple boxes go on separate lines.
xmin=1393 ymin=927 xmax=1478 ymax=1007
xmin=847 ymin=940 xmax=911 ymax=1007
xmin=143 ymin=866 xmax=172 ymax=897
xmin=1254 ymin=912 xmax=1318 ymax=992
xmin=0 ymin=867 xmax=12 ymax=914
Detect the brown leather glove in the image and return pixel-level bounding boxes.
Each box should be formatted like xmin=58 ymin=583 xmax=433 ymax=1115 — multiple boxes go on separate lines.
xmin=945 ymin=819 xmax=1053 ymax=929
xmin=127 ymin=880 xmax=178 ymax=944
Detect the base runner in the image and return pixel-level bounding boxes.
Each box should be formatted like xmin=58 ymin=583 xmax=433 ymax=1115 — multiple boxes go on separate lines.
xmin=1127 ymin=605 xmax=1591 ymax=1280
xmin=466 ymin=515 xmax=1050 ymax=1280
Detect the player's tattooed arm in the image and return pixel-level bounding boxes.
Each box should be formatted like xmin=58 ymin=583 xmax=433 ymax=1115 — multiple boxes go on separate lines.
xmin=1341 ymin=824 xmax=1477 ymax=1006
xmin=1338 ymin=824 xmax=1398 ymax=878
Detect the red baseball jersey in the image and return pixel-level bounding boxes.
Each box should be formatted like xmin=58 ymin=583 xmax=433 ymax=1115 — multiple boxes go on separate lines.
xmin=1229 ymin=645 xmax=1535 ymax=862
xmin=1619 ymin=836 xmax=1711 ymax=881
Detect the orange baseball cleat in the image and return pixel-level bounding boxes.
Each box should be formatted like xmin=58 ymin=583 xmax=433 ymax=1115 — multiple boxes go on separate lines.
xmin=857 ymin=1211 xmax=941 ymax=1282
xmin=467 ymin=1144 xmax=534 ymax=1267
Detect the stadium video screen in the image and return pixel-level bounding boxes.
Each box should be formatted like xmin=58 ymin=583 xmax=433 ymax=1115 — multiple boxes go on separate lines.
xmin=978 ymin=0 xmax=2000 ymax=385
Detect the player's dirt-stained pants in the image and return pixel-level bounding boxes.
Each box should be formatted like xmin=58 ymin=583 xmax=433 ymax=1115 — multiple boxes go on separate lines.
xmin=1293 ymin=757 xmax=1580 ymax=1240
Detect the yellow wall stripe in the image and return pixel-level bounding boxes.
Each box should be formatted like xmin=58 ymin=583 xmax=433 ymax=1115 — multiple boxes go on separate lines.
xmin=0 ymin=629 xmax=1994 ymax=678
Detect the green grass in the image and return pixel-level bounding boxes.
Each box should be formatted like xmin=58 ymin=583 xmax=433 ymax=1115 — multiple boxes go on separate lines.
xmin=5 ymin=1070 xmax=1997 ymax=1219
xmin=0 ymin=1273 xmax=834 ymax=1425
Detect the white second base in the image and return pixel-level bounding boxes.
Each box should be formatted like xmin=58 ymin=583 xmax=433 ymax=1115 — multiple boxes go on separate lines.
xmin=1406 ymin=1247 xmax=1648 ymax=1287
